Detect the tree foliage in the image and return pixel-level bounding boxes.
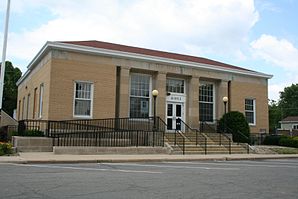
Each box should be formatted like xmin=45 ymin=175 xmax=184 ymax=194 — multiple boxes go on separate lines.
xmin=218 ymin=111 xmax=250 ymax=143
xmin=268 ymin=84 xmax=298 ymax=133
xmin=279 ymin=83 xmax=298 ymax=117
xmin=2 ymin=61 xmax=22 ymax=116
xmin=268 ymin=99 xmax=282 ymax=133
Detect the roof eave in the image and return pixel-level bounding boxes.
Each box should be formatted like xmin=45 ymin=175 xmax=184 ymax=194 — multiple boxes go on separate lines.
xmin=17 ymin=41 xmax=273 ymax=86
xmin=52 ymin=42 xmax=273 ymax=79
xmin=16 ymin=41 xmax=52 ymax=86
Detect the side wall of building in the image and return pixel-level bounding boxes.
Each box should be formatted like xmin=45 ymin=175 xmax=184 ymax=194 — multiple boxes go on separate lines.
xmin=17 ymin=52 xmax=52 ymax=120
xmin=47 ymin=50 xmax=116 ymax=120
xmin=230 ymin=77 xmax=269 ymax=134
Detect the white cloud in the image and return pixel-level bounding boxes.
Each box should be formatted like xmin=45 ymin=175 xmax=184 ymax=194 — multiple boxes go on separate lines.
xmin=1 ymin=0 xmax=259 ymax=72
xmin=250 ymin=34 xmax=298 ymax=71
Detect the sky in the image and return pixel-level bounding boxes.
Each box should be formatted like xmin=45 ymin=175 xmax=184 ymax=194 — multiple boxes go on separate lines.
xmin=0 ymin=0 xmax=297 ymax=101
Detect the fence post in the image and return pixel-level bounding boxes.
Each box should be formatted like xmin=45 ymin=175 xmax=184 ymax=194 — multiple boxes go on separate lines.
xmin=152 ymin=130 xmax=155 ymax=147
xmin=229 ymin=138 xmax=231 ymax=154
xmin=46 ymin=121 xmax=50 ymax=137
xmin=136 ymin=131 xmax=139 ymax=147
xmin=18 ymin=120 xmax=25 ymax=136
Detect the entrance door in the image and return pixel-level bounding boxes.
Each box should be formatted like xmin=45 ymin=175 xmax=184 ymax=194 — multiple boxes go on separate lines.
xmin=166 ymin=102 xmax=184 ymax=131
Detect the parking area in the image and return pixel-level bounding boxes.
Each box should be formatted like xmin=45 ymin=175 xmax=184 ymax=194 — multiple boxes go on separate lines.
xmin=1 ymin=159 xmax=298 ymax=199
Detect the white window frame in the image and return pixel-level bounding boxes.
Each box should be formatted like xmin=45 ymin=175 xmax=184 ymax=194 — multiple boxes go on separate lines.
xmin=129 ymin=73 xmax=152 ymax=118
xmin=166 ymin=78 xmax=185 ymax=95
xmin=26 ymin=94 xmax=30 ymax=119
xmin=245 ymin=98 xmax=256 ymax=126
xmin=73 ymin=81 xmax=94 ymax=118
xmin=22 ymin=97 xmax=25 ymax=120
xmin=38 ymin=83 xmax=44 ymax=118
xmin=293 ymin=124 xmax=298 ymax=130
xmin=199 ymin=81 xmax=216 ymax=122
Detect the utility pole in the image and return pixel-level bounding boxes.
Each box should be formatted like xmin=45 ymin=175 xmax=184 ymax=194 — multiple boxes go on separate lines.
xmin=0 ymin=0 xmax=11 ymax=112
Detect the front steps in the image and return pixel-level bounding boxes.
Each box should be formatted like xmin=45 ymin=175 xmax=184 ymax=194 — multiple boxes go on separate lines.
xmin=165 ymin=132 xmax=249 ymax=155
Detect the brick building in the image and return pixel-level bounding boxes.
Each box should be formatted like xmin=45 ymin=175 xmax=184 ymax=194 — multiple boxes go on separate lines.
xmin=16 ymin=41 xmax=272 ymax=134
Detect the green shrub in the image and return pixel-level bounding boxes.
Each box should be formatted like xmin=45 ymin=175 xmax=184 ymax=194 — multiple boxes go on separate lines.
xmin=263 ymin=135 xmax=298 ymax=148
xmin=24 ymin=130 xmax=44 ymax=137
xmin=0 ymin=142 xmax=13 ymax=156
xmin=0 ymin=127 xmax=8 ymax=142
xmin=9 ymin=130 xmax=44 ymax=137
xmin=263 ymin=135 xmax=282 ymax=145
xmin=279 ymin=136 xmax=298 ymax=148
xmin=218 ymin=111 xmax=250 ymax=143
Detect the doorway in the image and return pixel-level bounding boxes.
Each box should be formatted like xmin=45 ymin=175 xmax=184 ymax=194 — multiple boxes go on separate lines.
xmin=166 ymin=102 xmax=184 ymax=131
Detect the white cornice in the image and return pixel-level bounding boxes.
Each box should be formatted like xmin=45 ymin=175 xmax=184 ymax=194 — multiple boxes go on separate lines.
xmin=17 ymin=41 xmax=273 ymax=85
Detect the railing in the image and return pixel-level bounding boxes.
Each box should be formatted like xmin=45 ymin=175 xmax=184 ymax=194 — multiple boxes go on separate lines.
xmin=174 ymin=130 xmax=186 ymax=155
xmin=220 ymin=133 xmax=232 ymax=154
xmin=199 ymin=120 xmax=218 ymax=133
xmin=233 ymin=130 xmax=250 ymax=154
xmin=52 ymin=130 xmax=164 ymax=147
xmin=179 ymin=119 xmax=208 ymax=155
xmin=18 ymin=117 xmax=167 ymax=147
xmin=18 ymin=120 xmax=49 ymax=136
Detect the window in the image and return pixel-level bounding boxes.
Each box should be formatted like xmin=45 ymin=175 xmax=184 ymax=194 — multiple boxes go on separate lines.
xmin=199 ymin=82 xmax=214 ymax=122
xmin=33 ymin=88 xmax=38 ymax=119
xmin=74 ymin=81 xmax=93 ymax=117
xmin=293 ymin=125 xmax=298 ymax=130
xmin=18 ymin=100 xmax=21 ymax=120
xmin=38 ymin=83 xmax=44 ymax=118
xmin=22 ymin=97 xmax=25 ymax=120
xmin=166 ymin=78 xmax=184 ymax=93
xmin=26 ymin=94 xmax=30 ymax=119
xmin=245 ymin=99 xmax=255 ymax=125
xmin=130 ymin=74 xmax=151 ymax=118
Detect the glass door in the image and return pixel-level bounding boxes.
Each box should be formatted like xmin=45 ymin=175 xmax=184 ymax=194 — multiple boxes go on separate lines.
xmin=166 ymin=102 xmax=184 ymax=131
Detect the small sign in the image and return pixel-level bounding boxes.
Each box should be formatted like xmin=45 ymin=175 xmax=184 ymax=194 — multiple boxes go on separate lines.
xmin=167 ymin=95 xmax=185 ymax=102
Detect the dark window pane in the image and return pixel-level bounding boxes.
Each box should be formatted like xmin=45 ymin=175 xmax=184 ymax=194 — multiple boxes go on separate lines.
xmin=130 ymin=97 xmax=149 ymax=118
xmin=167 ymin=104 xmax=173 ymax=116
xmin=176 ymin=104 xmax=181 ymax=117
xmin=167 ymin=118 xmax=173 ymax=130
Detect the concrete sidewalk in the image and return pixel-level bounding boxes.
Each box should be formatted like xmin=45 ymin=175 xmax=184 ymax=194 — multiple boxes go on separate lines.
xmin=1 ymin=152 xmax=298 ymax=164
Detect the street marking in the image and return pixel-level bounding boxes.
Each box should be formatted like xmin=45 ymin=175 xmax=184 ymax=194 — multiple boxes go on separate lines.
xmin=10 ymin=164 xmax=162 ymax=174
xmin=99 ymin=163 xmax=240 ymax=171
xmin=228 ymin=160 xmax=298 ymax=166
xmin=162 ymin=161 xmax=298 ymax=169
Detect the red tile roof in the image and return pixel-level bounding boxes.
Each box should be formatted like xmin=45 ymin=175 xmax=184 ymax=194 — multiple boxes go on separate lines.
xmin=61 ymin=40 xmax=253 ymax=72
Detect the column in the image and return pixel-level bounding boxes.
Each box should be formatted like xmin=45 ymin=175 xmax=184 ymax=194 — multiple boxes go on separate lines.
xmin=188 ymin=76 xmax=200 ymax=129
xmin=154 ymin=72 xmax=167 ymax=121
xmin=118 ymin=66 xmax=130 ymax=118
xmin=217 ymin=80 xmax=229 ymax=119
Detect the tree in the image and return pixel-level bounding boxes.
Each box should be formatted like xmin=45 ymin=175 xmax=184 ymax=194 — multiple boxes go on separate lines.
xmin=278 ymin=84 xmax=298 ymax=118
xmin=218 ymin=111 xmax=250 ymax=143
xmin=1 ymin=61 xmax=22 ymax=116
xmin=268 ymin=99 xmax=282 ymax=133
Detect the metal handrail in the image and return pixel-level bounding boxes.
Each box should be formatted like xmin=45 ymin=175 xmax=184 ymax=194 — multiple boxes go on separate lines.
xmin=174 ymin=130 xmax=186 ymax=155
xmin=199 ymin=120 xmax=219 ymax=133
xmin=179 ymin=119 xmax=208 ymax=154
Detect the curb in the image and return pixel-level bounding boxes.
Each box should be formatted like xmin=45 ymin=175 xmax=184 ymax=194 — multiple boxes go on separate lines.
xmin=1 ymin=155 xmax=297 ymax=164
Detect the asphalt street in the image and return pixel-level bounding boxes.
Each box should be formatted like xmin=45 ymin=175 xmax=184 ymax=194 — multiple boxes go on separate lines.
xmin=0 ymin=159 xmax=297 ymax=199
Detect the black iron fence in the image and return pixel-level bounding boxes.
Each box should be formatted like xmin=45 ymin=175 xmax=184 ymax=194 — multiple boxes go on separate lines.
xmin=52 ymin=130 xmax=164 ymax=147
xmin=18 ymin=117 xmax=166 ymax=147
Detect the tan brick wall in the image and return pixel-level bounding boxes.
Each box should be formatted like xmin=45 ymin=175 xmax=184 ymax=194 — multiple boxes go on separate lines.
xmin=48 ymin=51 xmax=116 ymax=120
xmin=230 ymin=80 xmax=269 ymax=134
xmin=17 ymin=53 xmax=52 ymax=120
